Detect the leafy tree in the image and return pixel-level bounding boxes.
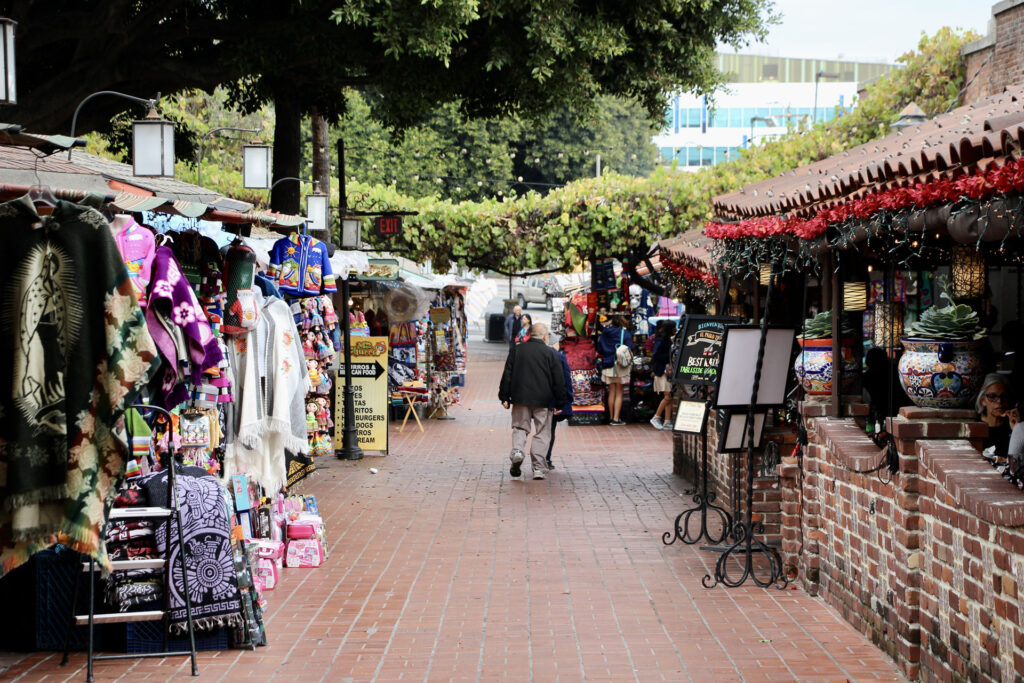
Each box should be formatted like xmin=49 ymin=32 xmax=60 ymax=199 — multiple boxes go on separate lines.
xmin=4 ymin=0 xmax=774 ymax=212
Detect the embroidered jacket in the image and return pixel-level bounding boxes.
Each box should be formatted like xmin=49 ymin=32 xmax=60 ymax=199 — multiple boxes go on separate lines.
xmin=267 ymin=234 xmax=337 ymax=296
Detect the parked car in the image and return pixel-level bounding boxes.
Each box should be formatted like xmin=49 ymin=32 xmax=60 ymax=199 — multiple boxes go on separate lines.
xmin=512 ymin=275 xmax=563 ymax=310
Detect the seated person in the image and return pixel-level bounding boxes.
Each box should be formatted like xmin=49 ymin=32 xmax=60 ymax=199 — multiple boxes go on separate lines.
xmin=976 ymin=373 xmax=1014 ymax=456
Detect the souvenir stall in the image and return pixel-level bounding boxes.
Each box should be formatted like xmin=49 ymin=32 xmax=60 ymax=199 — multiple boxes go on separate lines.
xmin=0 ymin=142 xmax=341 ymax=662
xmin=699 ymin=87 xmax=1024 ymax=680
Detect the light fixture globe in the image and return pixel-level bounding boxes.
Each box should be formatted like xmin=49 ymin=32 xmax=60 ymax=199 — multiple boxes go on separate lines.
xmin=340 ymin=216 xmax=362 ymax=250
xmin=306 ymin=192 xmax=329 ymax=234
xmin=0 ymin=18 xmax=16 ymax=105
xmin=132 ymin=107 xmax=175 ymax=177
xmin=243 ymin=140 xmax=272 ymax=189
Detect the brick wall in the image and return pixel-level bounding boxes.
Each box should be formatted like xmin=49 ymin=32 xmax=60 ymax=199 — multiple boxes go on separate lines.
xmin=962 ymin=0 xmax=1024 ymax=105
xmin=781 ymin=406 xmax=1024 ymax=681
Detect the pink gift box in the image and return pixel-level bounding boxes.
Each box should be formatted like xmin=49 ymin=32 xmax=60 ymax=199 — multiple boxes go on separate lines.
xmin=285 ymin=538 xmax=323 ymax=568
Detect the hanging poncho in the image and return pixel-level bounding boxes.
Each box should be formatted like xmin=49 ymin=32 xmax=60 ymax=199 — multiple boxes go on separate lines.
xmin=0 ymin=197 xmax=160 ymax=578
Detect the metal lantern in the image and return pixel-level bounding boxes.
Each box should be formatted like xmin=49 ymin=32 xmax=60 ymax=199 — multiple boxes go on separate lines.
xmin=759 ymin=263 xmax=772 ymax=286
xmin=873 ymin=301 xmax=904 ymax=348
xmin=132 ymin=107 xmax=175 ymax=177
xmin=243 ymin=139 xmax=272 ymax=189
xmin=0 ymin=18 xmax=15 ymax=105
xmin=950 ymin=245 xmax=986 ymax=299
xmin=843 ymin=281 xmax=868 ymax=311
xmin=306 ymin=191 xmax=329 ymax=234
xmin=340 ymin=216 xmax=362 ymax=250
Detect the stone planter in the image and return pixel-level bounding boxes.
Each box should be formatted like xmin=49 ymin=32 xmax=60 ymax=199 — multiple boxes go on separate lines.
xmin=794 ymin=337 xmax=859 ymax=396
xmin=897 ymin=338 xmax=985 ymax=409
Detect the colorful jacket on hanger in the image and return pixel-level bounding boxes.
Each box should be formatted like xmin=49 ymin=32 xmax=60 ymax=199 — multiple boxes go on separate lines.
xmin=267 ymin=234 xmax=337 ymax=296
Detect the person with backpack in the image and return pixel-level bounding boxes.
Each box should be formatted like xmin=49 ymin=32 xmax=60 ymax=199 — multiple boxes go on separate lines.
xmin=499 ymin=323 xmax=569 ymax=480
xmin=597 ymin=314 xmax=634 ymax=426
xmin=649 ymin=320 xmax=677 ymax=430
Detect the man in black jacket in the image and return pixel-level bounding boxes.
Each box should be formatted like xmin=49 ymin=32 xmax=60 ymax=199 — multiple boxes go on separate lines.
xmin=498 ymin=323 xmax=568 ymax=480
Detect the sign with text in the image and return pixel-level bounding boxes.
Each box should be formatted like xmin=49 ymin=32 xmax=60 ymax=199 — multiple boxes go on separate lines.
xmin=672 ymin=399 xmax=709 ymax=434
xmin=672 ymin=315 xmax=738 ymax=387
xmin=374 ymin=215 xmax=403 ymax=238
xmin=334 ymin=337 xmax=389 ymax=453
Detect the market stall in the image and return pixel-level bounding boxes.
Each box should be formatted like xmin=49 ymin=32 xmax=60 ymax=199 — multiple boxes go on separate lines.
xmin=0 ymin=138 xmax=344 ymax=662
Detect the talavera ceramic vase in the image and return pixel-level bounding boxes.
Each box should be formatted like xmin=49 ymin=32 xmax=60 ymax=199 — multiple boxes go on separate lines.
xmin=897 ymin=338 xmax=984 ymax=409
xmin=794 ymin=337 xmax=859 ymax=396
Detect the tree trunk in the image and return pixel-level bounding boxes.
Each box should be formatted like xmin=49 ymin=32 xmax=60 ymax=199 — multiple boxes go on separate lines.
xmin=311 ymin=108 xmax=331 ymax=196
xmin=270 ymin=92 xmax=302 ymax=216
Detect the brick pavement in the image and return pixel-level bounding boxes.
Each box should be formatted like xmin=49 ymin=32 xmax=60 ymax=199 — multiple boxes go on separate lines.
xmin=1 ymin=347 xmax=903 ymax=682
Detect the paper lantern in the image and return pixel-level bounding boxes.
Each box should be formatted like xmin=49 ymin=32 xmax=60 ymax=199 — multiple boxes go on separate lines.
xmin=950 ymin=245 xmax=986 ymax=298
xmin=759 ymin=263 xmax=772 ymax=286
xmin=843 ymin=281 xmax=867 ymax=311
xmin=873 ymin=301 xmax=904 ymax=348
xmin=243 ymin=140 xmax=272 ymax=189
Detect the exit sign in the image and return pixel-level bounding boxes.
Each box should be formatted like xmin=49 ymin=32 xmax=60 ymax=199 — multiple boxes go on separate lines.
xmin=374 ymin=215 xmax=402 ymax=237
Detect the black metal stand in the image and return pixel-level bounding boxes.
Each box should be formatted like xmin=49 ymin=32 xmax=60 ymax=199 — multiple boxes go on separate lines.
xmin=338 ymin=276 xmax=363 ymax=460
xmin=663 ymin=400 xmax=732 ymax=546
xmin=703 ymin=270 xmax=788 ymax=590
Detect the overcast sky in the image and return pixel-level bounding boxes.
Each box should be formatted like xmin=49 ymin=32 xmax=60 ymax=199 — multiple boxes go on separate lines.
xmin=724 ymin=0 xmax=990 ymax=64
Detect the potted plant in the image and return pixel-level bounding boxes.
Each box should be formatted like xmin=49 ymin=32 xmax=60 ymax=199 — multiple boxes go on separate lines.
xmin=794 ymin=310 xmax=859 ymax=396
xmin=897 ymin=282 xmax=986 ymax=409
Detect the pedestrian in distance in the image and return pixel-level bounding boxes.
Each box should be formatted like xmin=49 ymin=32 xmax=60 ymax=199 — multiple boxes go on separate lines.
xmin=546 ymin=340 xmax=574 ymax=470
xmin=504 ymin=305 xmax=523 ymax=351
xmin=499 ymin=322 xmax=568 ymax=480
xmin=597 ymin=314 xmax=634 ymax=425
xmin=650 ymin=320 xmax=676 ymax=430
xmin=515 ymin=313 xmax=532 ymax=344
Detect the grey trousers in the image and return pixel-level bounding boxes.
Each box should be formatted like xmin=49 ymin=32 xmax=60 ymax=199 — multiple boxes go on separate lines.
xmin=511 ymin=404 xmax=552 ymax=472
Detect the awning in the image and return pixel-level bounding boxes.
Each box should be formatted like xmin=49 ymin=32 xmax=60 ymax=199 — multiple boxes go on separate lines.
xmin=0 ymin=123 xmax=85 ymax=154
xmin=331 ymin=250 xmax=370 ymax=280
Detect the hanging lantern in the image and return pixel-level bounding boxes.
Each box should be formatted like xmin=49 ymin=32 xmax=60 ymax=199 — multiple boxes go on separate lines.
xmin=243 ymin=139 xmax=272 ymax=189
xmin=950 ymin=245 xmax=986 ymax=298
xmin=340 ymin=216 xmax=362 ymax=250
xmin=132 ymin=107 xmax=175 ymax=177
xmin=0 ymin=18 xmax=16 ymax=105
xmin=843 ymin=281 xmax=868 ymax=311
xmin=873 ymin=301 xmax=904 ymax=348
xmin=759 ymin=263 xmax=772 ymax=286
xmin=306 ymin=191 xmax=329 ymax=234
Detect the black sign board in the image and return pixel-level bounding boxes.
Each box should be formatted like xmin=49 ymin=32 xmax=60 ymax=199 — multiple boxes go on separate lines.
xmin=671 ymin=315 xmax=738 ymax=387
xmin=374 ymin=215 xmax=402 ymax=237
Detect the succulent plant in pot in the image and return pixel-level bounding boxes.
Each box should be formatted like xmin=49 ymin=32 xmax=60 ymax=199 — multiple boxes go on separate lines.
xmin=794 ymin=310 xmax=859 ymax=396
xmin=898 ymin=279 xmax=987 ymax=409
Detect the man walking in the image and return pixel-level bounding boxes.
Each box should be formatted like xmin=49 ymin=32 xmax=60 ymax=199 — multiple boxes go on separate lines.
xmin=504 ymin=304 xmax=523 ymax=351
xmin=499 ymin=323 xmax=567 ymax=480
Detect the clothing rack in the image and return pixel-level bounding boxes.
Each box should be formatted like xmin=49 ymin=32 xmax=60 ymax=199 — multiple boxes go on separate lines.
xmin=60 ymin=404 xmax=199 ymax=681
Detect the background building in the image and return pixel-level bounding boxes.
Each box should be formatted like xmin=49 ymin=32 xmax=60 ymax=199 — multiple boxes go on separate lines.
xmin=653 ymin=54 xmax=894 ymax=169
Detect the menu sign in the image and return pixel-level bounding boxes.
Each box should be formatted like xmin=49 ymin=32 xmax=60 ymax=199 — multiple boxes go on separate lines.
xmin=672 ymin=315 xmax=737 ymax=386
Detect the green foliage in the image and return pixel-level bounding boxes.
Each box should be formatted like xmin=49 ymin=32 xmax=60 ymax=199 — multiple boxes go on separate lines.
xmin=801 ymin=310 xmax=855 ymax=339
xmin=904 ymin=277 xmax=986 ymax=340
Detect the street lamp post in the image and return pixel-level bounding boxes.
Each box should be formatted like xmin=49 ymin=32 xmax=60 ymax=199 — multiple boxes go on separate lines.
xmin=0 ymin=17 xmax=16 ymax=105
xmin=196 ymin=126 xmax=259 ymax=187
xmin=813 ymin=70 xmax=840 ymax=125
xmin=336 ymin=137 xmax=364 ymax=461
xmin=748 ymin=116 xmax=776 ymax=147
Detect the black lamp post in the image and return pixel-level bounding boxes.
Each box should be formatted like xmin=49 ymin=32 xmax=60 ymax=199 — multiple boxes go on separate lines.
xmin=337 ymin=137 xmax=364 ymax=461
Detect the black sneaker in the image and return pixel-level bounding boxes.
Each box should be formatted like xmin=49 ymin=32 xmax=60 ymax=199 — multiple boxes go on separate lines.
xmin=546 ymin=456 xmax=554 ymax=470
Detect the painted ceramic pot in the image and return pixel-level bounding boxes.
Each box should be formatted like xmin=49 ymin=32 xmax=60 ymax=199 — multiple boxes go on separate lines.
xmin=793 ymin=337 xmax=859 ymax=396
xmin=897 ymin=338 xmax=984 ymax=409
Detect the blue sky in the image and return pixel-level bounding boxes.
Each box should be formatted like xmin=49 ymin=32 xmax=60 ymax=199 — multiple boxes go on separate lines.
xmin=725 ymin=0 xmax=990 ymax=64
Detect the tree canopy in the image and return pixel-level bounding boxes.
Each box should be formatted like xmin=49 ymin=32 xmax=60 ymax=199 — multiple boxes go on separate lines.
xmin=7 ymin=0 xmax=774 ymax=134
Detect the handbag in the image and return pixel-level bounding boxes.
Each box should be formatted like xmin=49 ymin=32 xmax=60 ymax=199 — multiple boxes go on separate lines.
xmin=614 ymin=329 xmax=633 ymax=371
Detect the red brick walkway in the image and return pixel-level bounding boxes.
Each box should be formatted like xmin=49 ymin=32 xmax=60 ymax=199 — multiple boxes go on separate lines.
xmin=2 ymin=348 xmax=902 ymax=682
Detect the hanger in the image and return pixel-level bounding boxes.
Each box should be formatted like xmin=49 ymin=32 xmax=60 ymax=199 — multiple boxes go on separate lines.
xmin=28 ymin=184 xmax=57 ymax=216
